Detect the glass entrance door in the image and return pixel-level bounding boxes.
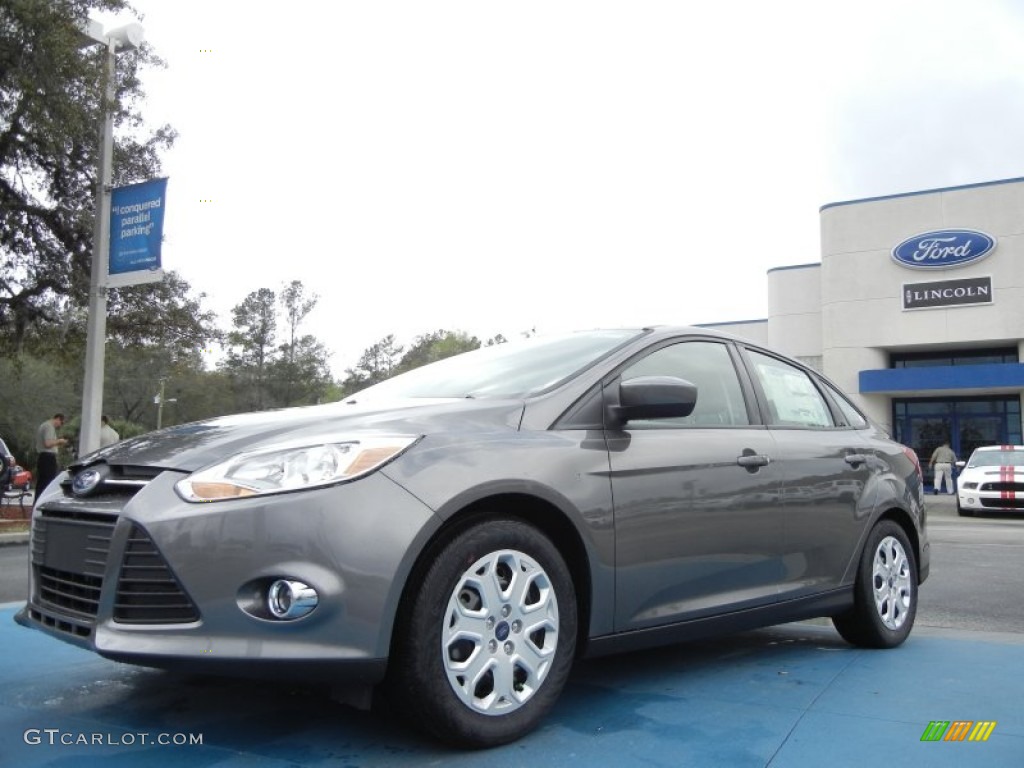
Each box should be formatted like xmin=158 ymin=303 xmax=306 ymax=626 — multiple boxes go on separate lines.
xmin=959 ymin=416 xmax=1004 ymax=460
xmin=893 ymin=396 xmax=1022 ymax=490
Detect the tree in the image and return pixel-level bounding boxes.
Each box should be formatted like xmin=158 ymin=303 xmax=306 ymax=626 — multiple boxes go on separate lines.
xmin=0 ymin=0 xmax=175 ymax=352
xmin=221 ymin=288 xmax=277 ymax=410
xmin=280 ymin=280 xmax=317 ymax=359
xmin=396 ymin=329 xmax=481 ymax=373
xmin=104 ymin=343 xmax=177 ymax=424
xmin=268 ymin=334 xmax=332 ymax=406
xmin=340 ymin=334 xmax=404 ymax=395
xmin=0 ymin=354 xmax=78 ymax=466
xmin=153 ymin=367 xmax=237 ymax=427
xmin=106 ymin=272 xmax=219 ymax=360
xmin=275 ymin=280 xmax=322 ymax=404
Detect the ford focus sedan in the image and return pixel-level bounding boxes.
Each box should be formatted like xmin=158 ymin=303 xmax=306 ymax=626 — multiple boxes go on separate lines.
xmin=956 ymin=444 xmax=1024 ymax=516
xmin=17 ymin=327 xmax=928 ymax=747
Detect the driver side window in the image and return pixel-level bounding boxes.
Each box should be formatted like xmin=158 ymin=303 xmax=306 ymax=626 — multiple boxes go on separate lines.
xmin=621 ymin=341 xmax=750 ymax=427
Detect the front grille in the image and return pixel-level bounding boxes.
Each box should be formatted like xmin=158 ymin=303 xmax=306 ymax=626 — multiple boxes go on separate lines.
xmin=32 ymin=512 xmax=116 ymax=620
xmin=59 ymin=463 xmax=163 ymax=502
xmin=980 ymin=482 xmax=1024 ymax=493
xmin=114 ymin=525 xmax=200 ymax=624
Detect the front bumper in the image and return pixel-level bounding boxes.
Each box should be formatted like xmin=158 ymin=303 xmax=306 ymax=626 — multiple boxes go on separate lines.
xmin=16 ymin=468 xmax=440 ymax=683
xmin=957 ymin=486 xmax=1024 ymax=512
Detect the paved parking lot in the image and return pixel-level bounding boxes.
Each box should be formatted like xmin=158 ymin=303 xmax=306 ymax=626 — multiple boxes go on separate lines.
xmin=2 ymin=605 xmax=1021 ymax=767
xmin=3 ymin=494 xmax=1022 ymax=766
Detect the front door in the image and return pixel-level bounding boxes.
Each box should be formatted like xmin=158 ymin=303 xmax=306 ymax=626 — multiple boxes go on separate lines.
xmin=608 ymin=339 xmax=787 ymax=631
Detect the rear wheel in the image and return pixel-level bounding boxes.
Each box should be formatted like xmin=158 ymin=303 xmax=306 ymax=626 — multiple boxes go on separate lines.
xmin=833 ymin=520 xmax=917 ymax=648
xmin=387 ymin=518 xmax=577 ymax=748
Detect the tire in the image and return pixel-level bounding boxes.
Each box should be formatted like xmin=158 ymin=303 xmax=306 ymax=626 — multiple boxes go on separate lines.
xmin=956 ymin=500 xmax=974 ymax=517
xmin=832 ymin=520 xmax=917 ymax=649
xmin=387 ymin=518 xmax=577 ymax=748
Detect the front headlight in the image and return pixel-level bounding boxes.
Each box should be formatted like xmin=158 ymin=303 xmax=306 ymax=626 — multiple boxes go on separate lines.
xmin=175 ymin=436 xmax=419 ymax=502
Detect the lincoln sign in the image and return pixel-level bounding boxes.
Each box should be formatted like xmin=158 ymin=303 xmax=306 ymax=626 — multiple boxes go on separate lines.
xmin=902 ymin=276 xmax=993 ymax=310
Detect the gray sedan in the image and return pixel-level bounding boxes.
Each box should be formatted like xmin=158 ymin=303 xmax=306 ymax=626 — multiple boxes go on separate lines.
xmin=17 ymin=327 xmax=928 ymax=747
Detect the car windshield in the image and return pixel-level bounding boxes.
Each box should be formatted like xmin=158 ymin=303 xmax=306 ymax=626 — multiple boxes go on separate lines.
xmin=351 ymin=329 xmax=643 ymax=400
xmin=969 ymin=449 xmax=1024 ymax=467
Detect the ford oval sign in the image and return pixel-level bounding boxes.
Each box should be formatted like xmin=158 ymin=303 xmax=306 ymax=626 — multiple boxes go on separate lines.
xmin=892 ymin=229 xmax=996 ymax=269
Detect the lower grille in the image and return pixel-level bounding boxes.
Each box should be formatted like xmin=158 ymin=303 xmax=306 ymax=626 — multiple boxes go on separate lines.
xmin=114 ymin=525 xmax=200 ymax=624
xmin=980 ymin=497 xmax=1024 ymax=509
xmin=33 ymin=513 xmax=116 ymax=621
xmin=38 ymin=566 xmax=104 ymax=617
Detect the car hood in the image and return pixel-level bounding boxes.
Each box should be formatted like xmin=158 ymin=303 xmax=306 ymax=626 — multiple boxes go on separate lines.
xmin=80 ymin=397 xmax=526 ymax=473
xmin=961 ymin=465 xmax=1024 ymax=480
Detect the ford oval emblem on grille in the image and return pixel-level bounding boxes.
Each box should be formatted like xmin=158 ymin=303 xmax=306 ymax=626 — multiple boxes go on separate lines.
xmin=72 ymin=469 xmax=103 ymax=497
xmin=892 ymin=229 xmax=996 ymax=269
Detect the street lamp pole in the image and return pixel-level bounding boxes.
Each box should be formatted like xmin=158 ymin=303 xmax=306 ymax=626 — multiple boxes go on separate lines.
xmin=77 ymin=20 xmax=144 ymax=456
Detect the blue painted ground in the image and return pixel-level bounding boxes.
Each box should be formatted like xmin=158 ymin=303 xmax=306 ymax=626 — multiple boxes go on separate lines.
xmin=1 ymin=604 xmax=1021 ymax=767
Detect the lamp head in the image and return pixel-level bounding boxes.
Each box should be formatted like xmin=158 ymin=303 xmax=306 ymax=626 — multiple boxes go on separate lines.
xmin=107 ymin=23 xmax=145 ymax=52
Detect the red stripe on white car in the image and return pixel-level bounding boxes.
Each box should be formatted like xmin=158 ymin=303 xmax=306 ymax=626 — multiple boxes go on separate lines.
xmin=1001 ymin=465 xmax=1015 ymax=501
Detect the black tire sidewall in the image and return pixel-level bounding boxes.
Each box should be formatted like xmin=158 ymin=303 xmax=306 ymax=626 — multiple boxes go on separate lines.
xmin=391 ymin=518 xmax=577 ymax=748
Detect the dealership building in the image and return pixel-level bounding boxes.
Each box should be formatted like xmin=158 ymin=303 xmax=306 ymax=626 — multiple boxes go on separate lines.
xmin=701 ymin=176 xmax=1024 ymax=477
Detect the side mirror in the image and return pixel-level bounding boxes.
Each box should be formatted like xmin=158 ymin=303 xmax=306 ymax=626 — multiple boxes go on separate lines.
xmin=955 ymin=460 xmax=966 ymax=469
xmin=609 ymin=376 xmax=698 ymax=423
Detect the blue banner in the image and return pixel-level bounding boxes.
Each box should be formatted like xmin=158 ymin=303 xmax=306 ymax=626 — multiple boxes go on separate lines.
xmin=109 ymin=178 xmax=168 ymax=284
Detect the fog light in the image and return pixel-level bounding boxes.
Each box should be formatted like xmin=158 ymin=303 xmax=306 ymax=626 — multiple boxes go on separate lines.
xmin=267 ymin=579 xmax=318 ymax=620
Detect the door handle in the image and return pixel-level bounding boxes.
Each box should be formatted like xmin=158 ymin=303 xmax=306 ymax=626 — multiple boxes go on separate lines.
xmin=737 ymin=454 xmax=770 ymax=468
xmin=844 ymin=453 xmax=868 ymax=467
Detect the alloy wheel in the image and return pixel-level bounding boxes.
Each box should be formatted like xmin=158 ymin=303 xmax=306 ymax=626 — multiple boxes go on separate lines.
xmin=442 ymin=548 xmax=559 ymax=715
xmin=871 ymin=535 xmax=912 ymax=630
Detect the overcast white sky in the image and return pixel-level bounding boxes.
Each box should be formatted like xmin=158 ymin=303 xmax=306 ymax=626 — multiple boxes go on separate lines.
xmin=95 ymin=0 xmax=1024 ymax=376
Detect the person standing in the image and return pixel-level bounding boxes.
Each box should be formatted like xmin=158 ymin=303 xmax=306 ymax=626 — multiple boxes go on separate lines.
xmin=929 ymin=441 xmax=958 ymax=495
xmin=99 ymin=415 xmax=120 ymax=448
xmin=35 ymin=412 xmax=68 ymax=504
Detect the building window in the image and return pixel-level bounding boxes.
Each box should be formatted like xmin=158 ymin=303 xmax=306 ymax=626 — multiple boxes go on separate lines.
xmin=890 ymin=348 xmax=1018 ymax=368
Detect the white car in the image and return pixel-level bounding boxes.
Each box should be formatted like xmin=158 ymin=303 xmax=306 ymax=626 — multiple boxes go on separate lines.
xmin=956 ymin=445 xmax=1024 ymax=517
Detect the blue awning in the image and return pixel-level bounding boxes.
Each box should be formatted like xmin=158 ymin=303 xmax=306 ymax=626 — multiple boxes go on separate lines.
xmin=860 ymin=363 xmax=1024 ymax=394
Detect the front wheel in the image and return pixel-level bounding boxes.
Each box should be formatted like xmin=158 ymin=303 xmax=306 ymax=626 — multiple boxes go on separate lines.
xmin=833 ymin=520 xmax=917 ymax=648
xmin=387 ymin=518 xmax=577 ymax=748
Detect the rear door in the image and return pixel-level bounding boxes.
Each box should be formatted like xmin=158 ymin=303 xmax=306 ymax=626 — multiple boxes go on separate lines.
xmin=739 ymin=347 xmax=875 ymax=598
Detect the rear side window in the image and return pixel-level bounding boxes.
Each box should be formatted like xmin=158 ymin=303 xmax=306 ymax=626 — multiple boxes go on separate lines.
xmin=747 ymin=350 xmax=834 ymax=428
xmin=621 ymin=340 xmax=750 ymax=426
xmin=822 ymin=381 xmax=868 ymax=428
